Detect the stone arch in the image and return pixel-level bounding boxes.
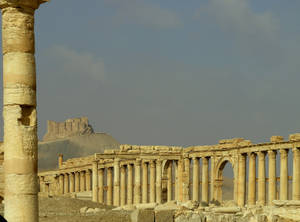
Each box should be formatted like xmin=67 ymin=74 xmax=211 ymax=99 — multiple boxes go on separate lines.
xmin=214 ymin=156 xmax=236 ymax=204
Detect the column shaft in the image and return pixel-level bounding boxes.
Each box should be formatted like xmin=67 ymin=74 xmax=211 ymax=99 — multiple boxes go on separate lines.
xmin=293 ymin=148 xmax=300 ymax=200
xmin=75 ymin=172 xmax=80 ymax=192
xmin=107 ymin=168 xmax=113 ymax=205
xmin=210 ymin=156 xmax=215 ymax=202
xmin=258 ymin=152 xmax=266 ymax=205
xmin=177 ymin=159 xmax=184 ymax=202
xmin=69 ymin=173 xmax=75 ymax=193
xmin=280 ymin=149 xmax=288 ymax=200
xmin=142 ymin=162 xmax=148 ymax=203
xmin=237 ymin=154 xmax=246 ymax=206
xmin=192 ymin=157 xmax=199 ymax=202
xmin=268 ymin=150 xmax=277 ymax=205
xmin=80 ymin=171 xmax=86 ymax=192
xmin=167 ymin=162 xmax=172 ymax=202
xmin=248 ymin=153 xmax=256 ymax=205
xmin=92 ymin=161 xmax=98 ymax=202
xmin=59 ymin=174 xmax=64 ymax=194
xmin=150 ymin=161 xmax=156 ymax=203
xmin=134 ymin=160 xmax=141 ymax=204
xmin=183 ymin=158 xmax=190 ymax=201
xmin=127 ymin=164 xmax=133 ymax=204
xmin=64 ymin=174 xmax=69 ymax=194
xmin=113 ymin=159 xmax=120 ymax=206
xmin=156 ymin=160 xmax=162 ymax=204
xmin=202 ymin=157 xmax=209 ymax=204
xmin=120 ymin=165 xmax=126 ymax=206
xmin=174 ymin=162 xmax=178 ymax=200
xmin=98 ymin=169 xmax=104 ymax=203
xmin=86 ymin=170 xmax=91 ymax=191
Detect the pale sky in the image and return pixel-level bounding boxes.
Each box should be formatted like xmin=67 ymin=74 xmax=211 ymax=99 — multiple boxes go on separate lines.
xmin=1 ymin=0 xmax=300 ymax=147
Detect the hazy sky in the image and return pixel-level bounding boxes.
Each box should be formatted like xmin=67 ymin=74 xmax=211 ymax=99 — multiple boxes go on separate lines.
xmin=1 ymin=0 xmax=300 ymax=147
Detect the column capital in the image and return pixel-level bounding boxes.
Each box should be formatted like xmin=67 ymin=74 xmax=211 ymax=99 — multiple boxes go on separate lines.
xmin=0 ymin=0 xmax=48 ymax=10
xmin=280 ymin=149 xmax=288 ymax=156
xmin=268 ymin=149 xmax=277 ymax=158
xmin=248 ymin=152 xmax=257 ymax=157
xmin=156 ymin=159 xmax=162 ymax=166
xmin=150 ymin=160 xmax=156 ymax=168
xmin=293 ymin=148 xmax=300 ymax=155
xmin=258 ymin=151 xmax=266 ymax=158
xmin=135 ymin=158 xmax=141 ymax=166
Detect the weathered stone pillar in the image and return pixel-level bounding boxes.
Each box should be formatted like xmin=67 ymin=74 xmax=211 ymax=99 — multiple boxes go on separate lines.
xmin=107 ymin=167 xmax=113 ymax=205
xmin=58 ymin=154 xmax=63 ymax=168
xmin=120 ymin=165 xmax=126 ymax=206
xmin=238 ymin=154 xmax=246 ymax=206
xmin=75 ymin=172 xmax=80 ymax=192
xmin=248 ymin=152 xmax=256 ymax=205
xmin=210 ymin=156 xmax=215 ymax=202
xmin=192 ymin=157 xmax=199 ymax=202
xmin=0 ymin=0 xmax=48 ymax=220
xmin=134 ymin=159 xmax=141 ymax=204
xmin=69 ymin=173 xmax=75 ymax=193
xmin=293 ymin=148 xmax=300 ymax=200
xmin=127 ymin=164 xmax=133 ymax=204
xmin=113 ymin=158 xmax=120 ymax=206
xmin=202 ymin=157 xmax=209 ymax=204
xmin=280 ymin=149 xmax=288 ymax=200
xmin=98 ymin=168 xmax=104 ymax=203
xmin=258 ymin=151 xmax=266 ymax=205
xmin=80 ymin=171 xmax=86 ymax=192
xmin=59 ymin=174 xmax=64 ymax=194
xmin=183 ymin=157 xmax=190 ymax=201
xmin=268 ymin=150 xmax=277 ymax=204
xmin=64 ymin=173 xmax=69 ymax=194
xmin=178 ymin=159 xmax=184 ymax=202
xmin=142 ymin=162 xmax=148 ymax=203
xmin=156 ymin=159 xmax=162 ymax=204
xmin=149 ymin=160 xmax=156 ymax=203
xmin=167 ymin=161 xmax=172 ymax=202
xmin=174 ymin=161 xmax=178 ymax=200
xmin=92 ymin=161 xmax=98 ymax=202
xmin=86 ymin=169 xmax=92 ymax=191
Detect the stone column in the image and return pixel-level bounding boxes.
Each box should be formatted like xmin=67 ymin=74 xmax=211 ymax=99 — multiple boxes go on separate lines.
xmin=178 ymin=159 xmax=184 ymax=202
xmin=80 ymin=171 xmax=86 ymax=192
xmin=134 ymin=159 xmax=141 ymax=204
xmin=69 ymin=173 xmax=75 ymax=193
xmin=183 ymin=157 xmax=190 ymax=201
xmin=64 ymin=173 xmax=69 ymax=194
xmin=280 ymin=149 xmax=288 ymax=200
xmin=127 ymin=164 xmax=133 ymax=204
xmin=167 ymin=162 xmax=172 ymax=202
xmin=98 ymin=168 xmax=104 ymax=203
xmin=92 ymin=161 xmax=98 ymax=202
xmin=258 ymin=151 xmax=266 ymax=206
xmin=268 ymin=150 xmax=277 ymax=205
xmin=210 ymin=156 xmax=215 ymax=202
xmin=58 ymin=154 xmax=63 ymax=168
xmin=293 ymin=148 xmax=300 ymax=200
xmin=156 ymin=159 xmax=162 ymax=204
xmin=149 ymin=160 xmax=156 ymax=203
xmin=113 ymin=158 xmax=120 ymax=206
xmin=202 ymin=157 xmax=209 ymax=204
xmin=142 ymin=162 xmax=148 ymax=203
xmin=86 ymin=169 xmax=91 ymax=191
xmin=248 ymin=152 xmax=256 ymax=205
xmin=174 ymin=161 xmax=178 ymax=200
xmin=0 ymin=0 xmax=48 ymax=220
xmin=59 ymin=174 xmax=64 ymax=194
xmin=192 ymin=157 xmax=199 ymax=202
xmin=107 ymin=167 xmax=113 ymax=205
xmin=238 ymin=154 xmax=246 ymax=206
xmin=75 ymin=172 xmax=80 ymax=192
xmin=120 ymin=165 xmax=126 ymax=206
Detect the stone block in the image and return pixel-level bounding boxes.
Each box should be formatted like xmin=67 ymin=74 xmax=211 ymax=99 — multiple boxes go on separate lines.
xmin=130 ymin=209 xmax=154 ymax=222
xmin=270 ymin=136 xmax=284 ymax=143
xmin=155 ymin=210 xmax=174 ymax=222
xmin=289 ymin=133 xmax=300 ymax=141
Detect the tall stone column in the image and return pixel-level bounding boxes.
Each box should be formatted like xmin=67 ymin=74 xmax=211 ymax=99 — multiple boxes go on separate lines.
xmin=248 ymin=152 xmax=256 ymax=205
xmin=177 ymin=159 xmax=184 ymax=202
xmin=107 ymin=167 xmax=113 ymax=205
xmin=86 ymin=169 xmax=91 ymax=191
xmin=258 ymin=152 xmax=266 ymax=206
xmin=64 ymin=173 xmax=69 ymax=194
xmin=192 ymin=157 xmax=199 ymax=202
xmin=69 ymin=173 xmax=75 ymax=193
xmin=113 ymin=159 xmax=120 ymax=206
xmin=58 ymin=154 xmax=63 ymax=168
xmin=156 ymin=159 xmax=162 ymax=204
xmin=0 ymin=0 xmax=48 ymax=221
xmin=127 ymin=164 xmax=133 ymax=204
xmin=238 ymin=154 xmax=246 ymax=206
xmin=210 ymin=156 xmax=215 ymax=202
xmin=134 ymin=159 xmax=141 ymax=204
xmin=183 ymin=157 xmax=190 ymax=201
xmin=167 ymin=161 xmax=172 ymax=202
xmin=120 ymin=165 xmax=126 ymax=206
xmin=59 ymin=174 xmax=64 ymax=194
xmin=142 ymin=162 xmax=148 ymax=203
xmin=268 ymin=150 xmax=277 ymax=204
xmin=80 ymin=171 xmax=86 ymax=192
xmin=98 ymin=168 xmax=104 ymax=203
xmin=149 ymin=160 xmax=156 ymax=203
xmin=174 ymin=161 xmax=178 ymax=200
xmin=280 ymin=149 xmax=288 ymax=200
xmin=75 ymin=172 xmax=80 ymax=192
xmin=202 ymin=157 xmax=209 ymax=204
xmin=92 ymin=161 xmax=98 ymax=202
xmin=293 ymin=148 xmax=300 ymax=200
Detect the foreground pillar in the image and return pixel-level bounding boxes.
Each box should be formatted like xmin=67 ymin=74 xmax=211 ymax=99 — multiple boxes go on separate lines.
xmin=248 ymin=152 xmax=256 ymax=205
xmin=268 ymin=150 xmax=277 ymax=204
xmin=64 ymin=173 xmax=69 ymax=194
xmin=86 ymin=170 xmax=91 ymax=191
xmin=127 ymin=164 xmax=133 ymax=204
xmin=98 ymin=168 xmax=104 ymax=203
xmin=237 ymin=154 xmax=246 ymax=206
xmin=134 ymin=159 xmax=141 ymax=204
xmin=113 ymin=158 xmax=120 ymax=206
xmin=280 ymin=149 xmax=288 ymax=200
xmin=293 ymin=148 xmax=300 ymax=200
xmin=183 ymin=157 xmax=190 ymax=201
xmin=192 ymin=157 xmax=199 ymax=202
xmin=107 ymin=167 xmax=113 ymax=205
xmin=120 ymin=165 xmax=126 ymax=206
xmin=80 ymin=171 xmax=86 ymax=192
xmin=258 ymin=152 xmax=266 ymax=205
xmin=1 ymin=0 xmax=48 ymax=220
xmin=142 ymin=162 xmax=148 ymax=203
xmin=202 ymin=157 xmax=209 ymax=204
xmin=210 ymin=156 xmax=215 ymax=202
xmin=59 ymin=174 xmax=64 ymax=194
xmin=149 ymin=160 xmax=156 ymax=203
xmin=75 ymin=172 xmax=80 ymax=192
xmin=92 ymin=161 xmax=98 ymax=202
xmin=156 ymin=159 xmax=162 ymax=204
xmin=174 ymin=161 xmax=178 ymax=200
xmin=167 ymin=162 xmax=172 ymax=202
xmin=69 ymin=173 xmax=75 ymax=193
xmin=177 ymin=159 xmax=184 ymax=201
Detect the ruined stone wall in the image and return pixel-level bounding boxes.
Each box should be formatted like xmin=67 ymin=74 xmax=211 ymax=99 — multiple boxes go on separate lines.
xmin=43 ymin=117 xmax=94 ymax=141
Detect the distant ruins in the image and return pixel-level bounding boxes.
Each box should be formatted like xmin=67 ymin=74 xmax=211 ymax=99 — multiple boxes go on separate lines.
xmin=43 ymin=117 xmax=94 ymax=141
